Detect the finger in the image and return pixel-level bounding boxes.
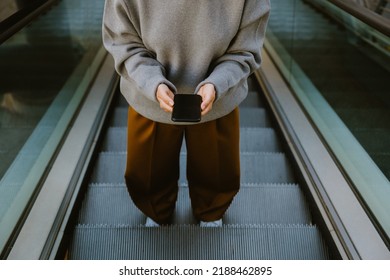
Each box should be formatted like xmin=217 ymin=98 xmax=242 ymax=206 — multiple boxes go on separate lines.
xmin=156 ymin=85 xmax=174 ymax=112
xmin=201 ymin=105 xmax=212 ymax=116
xmin=199 ymin=86 xmax=215 ymax=113
xmin=159 ymin=93 xmax=174 ymax=108
xmin=158 ymin=97 xmax=174 ymax=113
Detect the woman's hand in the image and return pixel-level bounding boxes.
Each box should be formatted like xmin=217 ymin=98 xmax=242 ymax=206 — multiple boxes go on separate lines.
xmin=156 ymin=83 xmax=174 ymax=113
xmin=197 ymin=83 xmax=216 ymax=116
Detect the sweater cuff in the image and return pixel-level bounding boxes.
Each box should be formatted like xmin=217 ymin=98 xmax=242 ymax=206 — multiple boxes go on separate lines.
xmin=196 ymin=61 xmax=240 ymax=101
xmin=196 ymin=76 xmax=226 ymax=102
xmin=143 ymin=76 xmax=177 ymax=102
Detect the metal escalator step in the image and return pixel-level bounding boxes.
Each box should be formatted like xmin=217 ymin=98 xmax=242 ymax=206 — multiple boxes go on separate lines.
xmin=91 ymin=152 xmax=295 ymax=185
xmin=109 ymin=107 xmax=127 ymax=127
xmin=239 ymin=152 xmax=296 ymax=184
xmin=101 ymin=128 xmax=127 ymax=152
xmin=69 ymin=224 xmax=329 ymax=260
xmin=90 ymin=152 xmax=126 ymax=184
xmin=240 ymin=90 xmax=265 ymax=108
xmin=77 ymin=184 xmax=144 ymax=225
xmin=239 ymin=108 xmax=272 ymax=128
xmin=240 ymin=128 xmax=282 ymax=152
xmin=77 ymin=183 xmax=311 ymax=225
xmin=225 ymin=183 xmax=311 ymax=224
xmin=102 ymin=127 xmax=282 ymax=153
xmin=179 ymin=152 xmax=295 ymax=184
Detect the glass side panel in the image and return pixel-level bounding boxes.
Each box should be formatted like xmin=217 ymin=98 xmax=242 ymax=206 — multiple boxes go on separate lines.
xmin=0 ymin=0 xmax=20 ymax=22
xmin=0 ymin=0 xmax=105 ymax=254
xmin=266 ymin=0 xmax=390 ymax=241
xmin=0 ymin=0 xmax=49 ymax=22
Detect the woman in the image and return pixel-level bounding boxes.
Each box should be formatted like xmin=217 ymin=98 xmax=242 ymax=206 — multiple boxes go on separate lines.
xmin=103 ymin=0 xmax=270 ymax=227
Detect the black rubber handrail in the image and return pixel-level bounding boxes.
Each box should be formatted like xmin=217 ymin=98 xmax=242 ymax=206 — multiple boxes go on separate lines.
xmin=328 ymin=0 xmax=390 ymax=37
xmin=0 ymin=0 xmax=58 ymax=45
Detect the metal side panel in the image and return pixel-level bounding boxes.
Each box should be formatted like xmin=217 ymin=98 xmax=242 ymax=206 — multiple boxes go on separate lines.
xmin=7 ymin=55 xmax=118 ymax=260
xmin=256 ymin=50 xmax=390 ymax=259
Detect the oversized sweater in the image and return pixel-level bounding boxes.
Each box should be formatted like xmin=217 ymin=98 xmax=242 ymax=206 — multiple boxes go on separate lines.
xmin=102 ymin=0 xmax=270 ymax=124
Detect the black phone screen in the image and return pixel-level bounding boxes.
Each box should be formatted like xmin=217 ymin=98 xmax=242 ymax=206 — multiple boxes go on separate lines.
xmin=171 ymin=94 xmax=202 ymax=123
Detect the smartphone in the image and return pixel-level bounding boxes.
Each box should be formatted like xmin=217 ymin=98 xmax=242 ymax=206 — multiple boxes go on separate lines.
xmin=171 ymin=94 xmax=202 ymax=123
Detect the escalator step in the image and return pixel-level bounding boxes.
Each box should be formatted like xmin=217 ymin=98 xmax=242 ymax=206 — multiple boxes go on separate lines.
xmin=240 ymin=108 xmax=272 ymax=128
xmin=108 ymin=108 xmax=127 ymax=127
xmin=100 ymin=128 xmax=126 ymax=152
xmin=77 ymin=183 xmax=311 ymax=225
xmin=240 ymin=128 xmax=283 ymax=152
xmin=90 ymin=152 xmax=296 ymax=184
xmin=225 ymin=184 xmax=311 ymax=225
xmin=89 ymin=152 xmax=125 ymax=184
xmin=237 ymin=152 xmax=296 ymax=184
xmin=69 ymin=224 xmax=329 ymax=260
xmin=240 ymin=91 xmax=265 ymax=108
xmin=102 ymin=127 xmax=283 ymax=153
xmin=78 ymin=184 xmax=144 ymax=226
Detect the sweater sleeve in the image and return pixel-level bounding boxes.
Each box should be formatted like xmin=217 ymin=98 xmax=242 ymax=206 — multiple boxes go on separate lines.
xmin=196 ymin=0 xmax=270 ymax=100
xmin=102 ymin=0 xmax=176 ymax=102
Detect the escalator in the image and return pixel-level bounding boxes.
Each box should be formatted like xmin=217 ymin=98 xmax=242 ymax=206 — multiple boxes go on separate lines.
xmin=2 ymin=0 xmax=389 ymax=260
xmin=65 ymin=76 xmax=333 ymax=260
xmin=267 ymin=0 xmax=390 ymax=244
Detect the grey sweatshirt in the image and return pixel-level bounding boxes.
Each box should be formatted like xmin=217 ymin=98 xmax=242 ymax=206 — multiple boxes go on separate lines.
xmin=103 ymin=0 xmax=270 ymax=124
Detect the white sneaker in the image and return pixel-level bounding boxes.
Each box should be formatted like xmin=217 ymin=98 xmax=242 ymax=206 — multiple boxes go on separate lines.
xmin=145 ymin=217 xmax=160 ymax=227
xmin=200 ymin=219 xmax=223 ymax=227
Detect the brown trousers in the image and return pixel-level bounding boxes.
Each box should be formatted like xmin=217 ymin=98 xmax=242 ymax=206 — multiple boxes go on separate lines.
xmin=124 ymin=107 xmax=240 ymax=224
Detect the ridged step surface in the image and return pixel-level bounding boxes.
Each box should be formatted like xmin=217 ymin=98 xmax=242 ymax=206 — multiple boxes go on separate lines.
xmin=77 ymin=183 xmax=311 ymax=225
xmin=70 ymin=225 xmax=329 ymax=260
xmin=90 ymin=152 xmax=296 ymax=185
xmin=102 ymin=127 xmax=283 ymax=153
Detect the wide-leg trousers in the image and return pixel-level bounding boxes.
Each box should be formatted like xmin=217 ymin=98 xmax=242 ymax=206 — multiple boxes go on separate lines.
xmin=124 ymin=107 xmax=240 ymax=225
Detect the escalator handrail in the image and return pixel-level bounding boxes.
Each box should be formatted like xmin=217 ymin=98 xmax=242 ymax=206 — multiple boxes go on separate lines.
xmin=328 ymin=0 xmax=390 ymax=37
xmin=0 ymin=0 xmax=58 ymax=44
